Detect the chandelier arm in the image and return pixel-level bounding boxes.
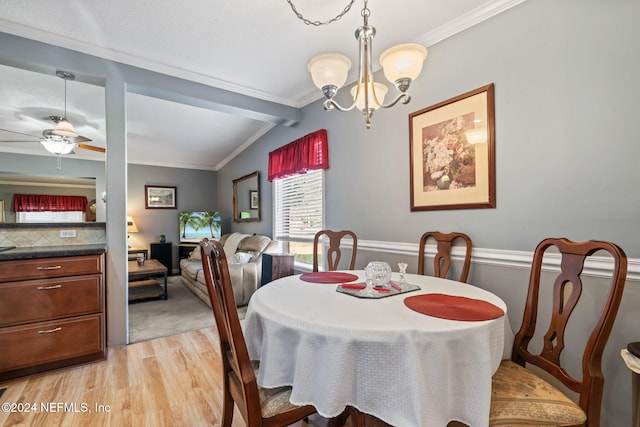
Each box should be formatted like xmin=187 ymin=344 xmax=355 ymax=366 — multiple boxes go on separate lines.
xmin=322 ymin=98 xmax=358 ymax=112
xmin=286 ymin=0 xmax=357 ymax=26
xmin=379 ymin=92 xmax=412 ymax=109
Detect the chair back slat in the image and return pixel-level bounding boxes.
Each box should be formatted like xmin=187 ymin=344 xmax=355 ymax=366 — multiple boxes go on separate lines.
xmin=200 ymin=239 xmax=262 ymax=425
xmin=417 ymin=231 xmax=472 ymax=282
xmin=313 ymin=230 xmax=358 ymax=272
xmin=512 ymin=237 xmax=627 ymax=423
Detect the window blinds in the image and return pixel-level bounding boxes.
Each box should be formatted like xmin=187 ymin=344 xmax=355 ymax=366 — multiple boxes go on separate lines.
xmin=273 ymin=169 xmax=324 ymax=242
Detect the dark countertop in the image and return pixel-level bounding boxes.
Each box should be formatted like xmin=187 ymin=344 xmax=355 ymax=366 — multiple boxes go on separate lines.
xmin=0 ymin=222 xmax=106 ymax=229
xmin=0 ymin=244 xmax=107 ymax=261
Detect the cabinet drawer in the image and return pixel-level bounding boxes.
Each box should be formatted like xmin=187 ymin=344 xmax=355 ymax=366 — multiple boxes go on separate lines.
xmin=0 ymin=275 xmax=103 ymax=327
xmin=0 ymin=254 xmax=103 ymax=282
xmin=0 ymin=314 xmax=104 ymax=372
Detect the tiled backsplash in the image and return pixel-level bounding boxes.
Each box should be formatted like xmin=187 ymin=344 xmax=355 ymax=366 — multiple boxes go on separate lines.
xmin=0 ymin=224 xmax=106 ymax=247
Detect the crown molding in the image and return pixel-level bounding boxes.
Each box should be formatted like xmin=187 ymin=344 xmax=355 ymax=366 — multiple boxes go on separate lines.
xmin=415 ymin=0 xmax=527 ymax=47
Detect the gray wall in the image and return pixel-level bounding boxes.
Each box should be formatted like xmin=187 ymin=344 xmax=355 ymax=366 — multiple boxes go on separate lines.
xmin=127 ymin=163 xmax=217 ymax=272
xmin=217 ymin=1 xmax=640 ymax=425
xmin=222 ymin=0 xmax=640 ymax=257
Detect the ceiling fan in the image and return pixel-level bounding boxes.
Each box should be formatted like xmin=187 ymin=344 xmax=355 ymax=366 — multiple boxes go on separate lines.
xmin=0 ymin=70 xmax=105 ymax=156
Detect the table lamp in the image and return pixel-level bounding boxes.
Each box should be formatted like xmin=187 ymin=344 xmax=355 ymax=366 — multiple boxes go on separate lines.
xmin=127 ymin=216 xmax=138 ymax=247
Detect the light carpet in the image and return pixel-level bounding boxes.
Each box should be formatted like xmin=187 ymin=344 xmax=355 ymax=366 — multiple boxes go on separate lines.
xmin=128 ymin=275 xmax=246 ymax=343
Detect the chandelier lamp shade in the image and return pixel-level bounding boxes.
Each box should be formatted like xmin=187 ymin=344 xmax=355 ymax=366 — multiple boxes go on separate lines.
xmin=303 ymin=0 xmax=427 ymax=128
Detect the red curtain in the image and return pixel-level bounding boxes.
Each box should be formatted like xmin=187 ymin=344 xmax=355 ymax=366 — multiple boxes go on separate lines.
xmin=268 ymin=129 xmax=329 ymax=181
xmin=14 ymin=194 xmax=88 ymax=212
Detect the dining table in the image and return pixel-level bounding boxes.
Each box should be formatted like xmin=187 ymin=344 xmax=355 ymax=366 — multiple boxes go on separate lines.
xmin=242 ymin=270 xmax=514 ymax=427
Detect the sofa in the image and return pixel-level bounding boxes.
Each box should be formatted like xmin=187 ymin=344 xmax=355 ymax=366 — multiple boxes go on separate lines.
xmin=180 ymin=232 xmax=282 ymax=307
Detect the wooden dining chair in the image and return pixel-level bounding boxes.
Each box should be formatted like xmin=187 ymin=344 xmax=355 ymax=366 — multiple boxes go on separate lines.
xmin=489 ymin=238 xmax=628 ymax=427
xmin=417 ymin=231 xmax=472 ymax=282
xmin=313 ymin=229 xmax=358 ymax=272
xmin=199 ymin=238 xmax=318 ymax=427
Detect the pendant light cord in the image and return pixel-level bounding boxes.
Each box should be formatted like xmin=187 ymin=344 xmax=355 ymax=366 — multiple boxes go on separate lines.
xmin=286 ymin=0 xmax=357 ymax=26
xmin=63 ymin=78 xmax=67 ymax=119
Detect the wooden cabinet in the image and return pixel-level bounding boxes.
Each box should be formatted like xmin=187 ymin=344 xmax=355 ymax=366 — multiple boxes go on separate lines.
xmin=0 ymin=253 xmax=106 ymax=380
xmin=261 ymin=253 xmax=295 ymax=286
xmin=150 ymin=242 xmax=172 ymax=274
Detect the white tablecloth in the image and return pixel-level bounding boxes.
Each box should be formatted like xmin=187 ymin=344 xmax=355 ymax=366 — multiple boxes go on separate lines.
xmin=243 ymin=271 xmax=513 ymax=427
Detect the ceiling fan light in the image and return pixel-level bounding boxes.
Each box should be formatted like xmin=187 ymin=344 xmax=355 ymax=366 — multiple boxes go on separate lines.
xmin=307 ymin=53 xmax=352 ymax=90
xmin=379 ymin=43 xmax=428 ymax=83
xmin=52 ymin=118 xmax=78 ymax=138
xmin=351 ymin=81 xmax=388 ymax=111
xmin=40 ymin=137 xmax=75 ymax=155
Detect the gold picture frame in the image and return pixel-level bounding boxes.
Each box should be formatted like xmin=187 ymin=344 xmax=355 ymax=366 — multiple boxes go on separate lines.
xmin=409 ymin=83 xmax=496 ymax=211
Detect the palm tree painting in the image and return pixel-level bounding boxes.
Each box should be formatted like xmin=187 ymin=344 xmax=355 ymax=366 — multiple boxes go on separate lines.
xmin=179 ymin=211 xmax=221 ymax=240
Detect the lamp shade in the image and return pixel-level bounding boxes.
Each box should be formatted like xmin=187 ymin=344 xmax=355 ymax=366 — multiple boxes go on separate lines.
xmin=52 ymin=118 xmax=79 ymax=138
xmin=40 ymin=138 xmax=75 ymax=155
xmin=351 ymin=81 xmax=388 ymax=110
xmin=307 ymin=53 xmax=352 ymax=89
xmin=379 ymin=43 xmax=428 ymax=83
xmin=127 ymin=216 xmax=139 ymax=233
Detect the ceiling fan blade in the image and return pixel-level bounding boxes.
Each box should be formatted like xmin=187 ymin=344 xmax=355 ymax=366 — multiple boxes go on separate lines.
xmin=43 ymin=128 xmax=92 ymax=143
xmin=74 ymin=135 xmax=92 ymax=143
xmin=0 ymin=128 xmax=39 ymax=138
xmin=0 ymin=140 xmax=40 ymax=143
xmin=78 ymin=143 xmax=106 ymax=153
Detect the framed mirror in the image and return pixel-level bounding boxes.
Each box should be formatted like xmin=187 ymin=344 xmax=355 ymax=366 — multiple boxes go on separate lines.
xmin=233 ymin=171 xmax=260 ymax=222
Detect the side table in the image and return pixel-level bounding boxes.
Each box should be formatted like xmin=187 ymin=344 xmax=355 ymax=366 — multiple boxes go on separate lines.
xmin=128 ymin=259 xmax=168 ymax=302
xmin=622 ymin=347 xmax=640 ymax=427
xmin=261 ymin=253 xmax=294 ymax=286
xmin=128 ymin=247 xmax=148 ymax=262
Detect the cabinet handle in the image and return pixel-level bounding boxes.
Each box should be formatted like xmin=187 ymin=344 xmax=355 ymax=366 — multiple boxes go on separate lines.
xmin=38 ymin=327 xmax=62 ymax=334
xmin=36 ymin=265 xmax=62 ymax=270
xmin=37 ymin=285 xmax=62 ymax=290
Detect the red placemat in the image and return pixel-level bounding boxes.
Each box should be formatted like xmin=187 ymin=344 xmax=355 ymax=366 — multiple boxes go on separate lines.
xmin=404 ymin=293 xmax=504 ymax=321
xmin=299 ymin=272 xmax=359 ymax=283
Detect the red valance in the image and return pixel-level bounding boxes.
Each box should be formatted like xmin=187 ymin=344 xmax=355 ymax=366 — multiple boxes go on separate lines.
xmin=268 ymin=129 xmax=329 ymax=181
xmin=14 ymin=194 xmax=88 ymax=212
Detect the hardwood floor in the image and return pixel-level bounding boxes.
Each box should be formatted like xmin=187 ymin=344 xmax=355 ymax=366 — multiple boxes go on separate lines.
xmin=0 ymin=328 xmax=394 ymax=427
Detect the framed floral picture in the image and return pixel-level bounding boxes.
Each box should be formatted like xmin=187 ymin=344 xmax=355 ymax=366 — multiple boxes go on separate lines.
xmin=409 ymin=83 xmax=496 ymax=211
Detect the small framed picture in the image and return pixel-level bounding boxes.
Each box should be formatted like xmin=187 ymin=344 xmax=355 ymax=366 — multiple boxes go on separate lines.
xmin=145 ymin=185 xmax=177 ymax=209
xmin=250 ymin=190 xmax=259 ymax=210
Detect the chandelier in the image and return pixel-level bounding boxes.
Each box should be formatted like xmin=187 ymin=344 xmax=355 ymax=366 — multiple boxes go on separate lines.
xmin=289 ymin=0 xmax=427 ymax=128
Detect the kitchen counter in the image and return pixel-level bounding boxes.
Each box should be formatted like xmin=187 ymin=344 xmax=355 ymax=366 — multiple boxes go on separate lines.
xmin=0 ymin=244 xmax=107 ymax=261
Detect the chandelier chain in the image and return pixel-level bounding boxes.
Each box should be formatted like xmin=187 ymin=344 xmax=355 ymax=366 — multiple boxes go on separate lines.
xmin=286 ymin=0 xmax=358 ymax=26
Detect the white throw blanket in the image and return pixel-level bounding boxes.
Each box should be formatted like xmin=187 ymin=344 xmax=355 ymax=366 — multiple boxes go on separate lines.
xmin=223 ymin=233 xmax=249 ymax=260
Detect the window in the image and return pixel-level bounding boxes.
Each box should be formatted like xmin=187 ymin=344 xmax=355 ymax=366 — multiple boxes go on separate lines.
xmin=273 ymin=169 xmax=324 ymax=266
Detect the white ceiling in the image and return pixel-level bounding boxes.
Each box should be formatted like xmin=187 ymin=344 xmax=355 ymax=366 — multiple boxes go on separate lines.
xmin=0 ymin=0 xmax=524 ymax=170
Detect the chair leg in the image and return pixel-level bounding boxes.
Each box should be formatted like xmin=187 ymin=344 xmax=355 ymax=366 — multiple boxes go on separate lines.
xmin=327 ymin=406 xmax=365 ymax=427
xmin=327 ymin=409 xmax=350 ymax=427
xmin=221 ymin=389 xmax=234 ymax=427
xmin=347 ymin=406 xmax=365 ymax=427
